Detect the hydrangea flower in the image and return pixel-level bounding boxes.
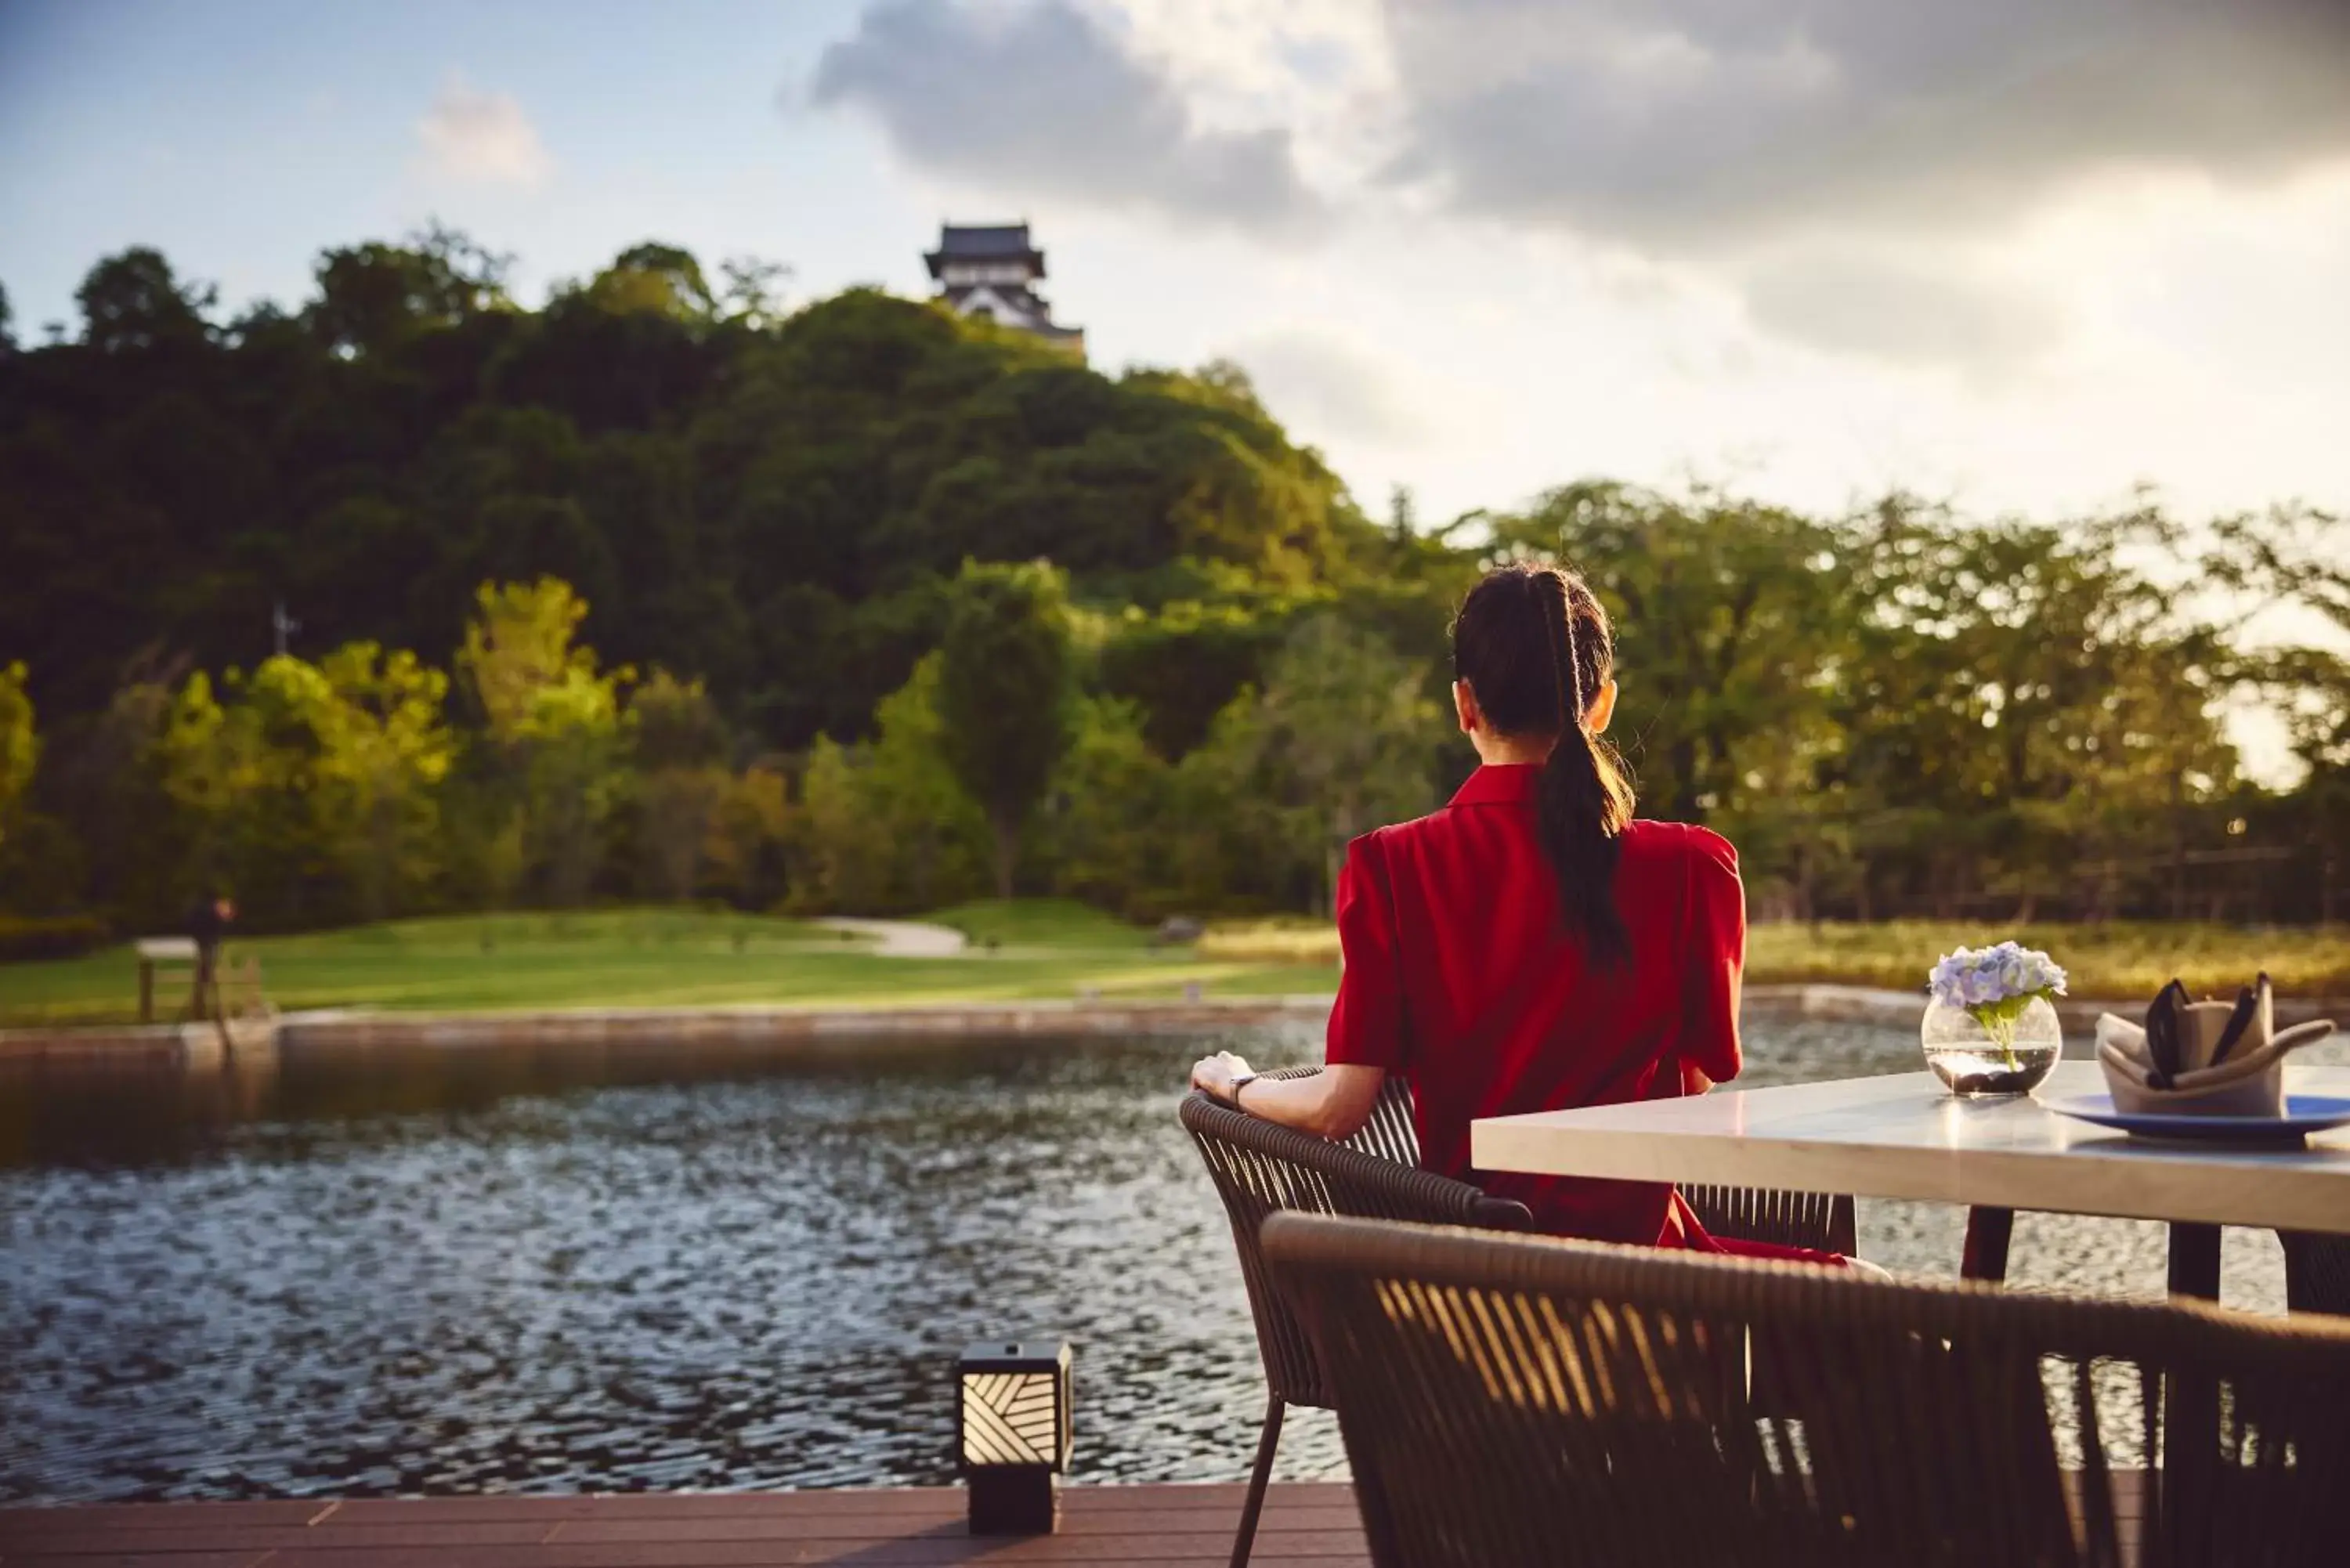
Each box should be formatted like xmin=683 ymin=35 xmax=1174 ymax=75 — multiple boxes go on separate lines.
xmin=1927 ymin=941 xmax=2068 ymax=1065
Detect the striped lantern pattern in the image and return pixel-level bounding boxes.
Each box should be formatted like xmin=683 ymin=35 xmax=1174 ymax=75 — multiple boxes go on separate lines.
xmin=960 ymin=1370 xmax=1062 ymax=1466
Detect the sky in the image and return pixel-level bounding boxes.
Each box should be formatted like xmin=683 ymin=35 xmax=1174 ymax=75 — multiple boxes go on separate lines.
xmin=5 ymin=0 xmax=2349 ymax=538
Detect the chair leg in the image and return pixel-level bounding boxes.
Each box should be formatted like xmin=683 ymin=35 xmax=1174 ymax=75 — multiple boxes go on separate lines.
xmin=1228 ymin=1395 xmax=1285 ymax=1568
xmin=2280 ymin=1230 xmax=2350 ymax=1314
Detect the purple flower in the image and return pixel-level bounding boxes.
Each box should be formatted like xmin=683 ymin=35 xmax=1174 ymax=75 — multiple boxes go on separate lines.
xmin=1929 ymin=941 xmax=2066 ymax=1010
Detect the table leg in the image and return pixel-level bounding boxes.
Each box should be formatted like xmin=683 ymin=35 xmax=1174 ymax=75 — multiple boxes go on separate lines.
xmin=2166 ymin=1222 xmax=2220 ymax=1300
xmin=2163 ymin=1223 xmax=2223 ymax=1558
xmin=1960 ymin=1205 xmax=2014 ymax=1282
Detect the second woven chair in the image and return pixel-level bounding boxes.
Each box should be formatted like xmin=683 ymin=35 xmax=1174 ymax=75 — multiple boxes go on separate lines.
xmin=1267 ymin=1211 xmax=2350 ymax=1568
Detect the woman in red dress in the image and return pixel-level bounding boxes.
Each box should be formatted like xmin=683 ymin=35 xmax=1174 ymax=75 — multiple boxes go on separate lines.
xmin=1190 ymin=562 xmax=1853 ymax=1264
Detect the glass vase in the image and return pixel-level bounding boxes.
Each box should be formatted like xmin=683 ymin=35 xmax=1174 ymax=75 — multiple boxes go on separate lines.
xmin=1921 ymin=995 xmax=2062 ymax=1097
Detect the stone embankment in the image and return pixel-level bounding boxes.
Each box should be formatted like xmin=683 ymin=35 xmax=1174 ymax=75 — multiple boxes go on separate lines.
xmin=2 ymin=985 xmax=2339 ymax=1066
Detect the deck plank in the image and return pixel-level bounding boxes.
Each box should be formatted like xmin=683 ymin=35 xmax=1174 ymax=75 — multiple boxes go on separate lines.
xmin=0 ymin=1475 xmax=2155 ymax=1566
xmin=0 ymin=1486 xmax=1367 ymax=1568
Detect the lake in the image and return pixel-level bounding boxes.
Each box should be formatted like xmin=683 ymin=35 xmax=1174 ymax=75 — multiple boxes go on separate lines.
xmin=2 ymin=1017 xmax=2338 ymax=1503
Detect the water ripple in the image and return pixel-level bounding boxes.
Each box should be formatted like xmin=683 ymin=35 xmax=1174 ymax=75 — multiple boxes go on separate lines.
xmin=1 ymin=1019 xmax=2326 ymax=1501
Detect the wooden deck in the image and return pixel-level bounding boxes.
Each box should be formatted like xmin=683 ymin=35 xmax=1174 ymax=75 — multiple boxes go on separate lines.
xmin=0 ymin=1473 xmax=2164 ymax=1566
xmin=0 ymin=1483 xmax=1365 ymax=1567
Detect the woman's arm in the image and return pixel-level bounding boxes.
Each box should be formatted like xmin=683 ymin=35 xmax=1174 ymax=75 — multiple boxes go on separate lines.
xmin=1189 ymin=1053 xmax=1386 ymax=1142
xmin=1184 ymin=831 xmax=1401 ymax=1144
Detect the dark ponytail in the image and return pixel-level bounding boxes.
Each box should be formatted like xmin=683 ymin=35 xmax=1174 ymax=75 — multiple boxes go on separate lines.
xmin=1452 ymin=564 xmax=1637 ymax=963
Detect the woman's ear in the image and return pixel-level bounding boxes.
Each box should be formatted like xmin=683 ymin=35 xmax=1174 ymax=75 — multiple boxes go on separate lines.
xmin=1452 ymin=678 xmax=1479 ymax=735
xmin=1586 ymin=679 xmax=1620 ymax=735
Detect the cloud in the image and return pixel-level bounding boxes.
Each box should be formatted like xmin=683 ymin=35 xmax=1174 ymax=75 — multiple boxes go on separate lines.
xmin=1227 ymin=327 xmax=1426 ymax=443
xmin=1740 ymin=250 xmax=2060 ymax=374
xmin=415 ymin=73 xmax=551 ymax=186
xmin=1368 ymin=2 xmax=2350 ymax=367
xmin=810 ymin=0 xmax=1325 ymax=237
xmin=809 ymin=0 xmax=2350 ymax=368
xmin=1381 ymin=1 xmax=2350 ymax=248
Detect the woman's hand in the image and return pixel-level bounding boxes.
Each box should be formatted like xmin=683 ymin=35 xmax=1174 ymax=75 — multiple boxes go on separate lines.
xmin=1189 ymin=1050 xmax=1253 ymax=1104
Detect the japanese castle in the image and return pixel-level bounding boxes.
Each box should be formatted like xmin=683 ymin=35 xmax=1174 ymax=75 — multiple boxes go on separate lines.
xmin=924 ymin=222 xmax=1085 ymax=356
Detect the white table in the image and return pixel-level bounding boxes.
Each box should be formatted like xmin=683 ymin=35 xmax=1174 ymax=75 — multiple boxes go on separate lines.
xmin=1471 ymin=1061 xmax=2350 ymax=1299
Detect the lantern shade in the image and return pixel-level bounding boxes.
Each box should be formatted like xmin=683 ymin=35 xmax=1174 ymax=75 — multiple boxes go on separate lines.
xmin=957 ymin=1340 xmax=1072 ymax=1534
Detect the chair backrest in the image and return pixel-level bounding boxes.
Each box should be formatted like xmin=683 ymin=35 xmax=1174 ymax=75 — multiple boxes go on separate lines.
xmin=1182 ymin=1070 xmax=1531 ymax=1409
xmin=1679 ymin=1181 xmax=1856 ymax=1255
xmin=1266 ymin=1212 xmax=2350 ymax=1568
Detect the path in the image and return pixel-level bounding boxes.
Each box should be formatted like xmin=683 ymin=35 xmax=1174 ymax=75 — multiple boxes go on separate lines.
xmin=816 ymin=916 xmax=971 ymax=958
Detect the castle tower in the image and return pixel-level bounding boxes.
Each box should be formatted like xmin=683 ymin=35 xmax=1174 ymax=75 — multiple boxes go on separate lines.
xmin=924 ymin=222 xmax=1085 ymax=357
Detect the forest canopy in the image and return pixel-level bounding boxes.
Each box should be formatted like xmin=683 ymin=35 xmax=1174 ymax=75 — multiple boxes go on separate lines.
xmin=0 ymin=233 xmax=2344 ymax=938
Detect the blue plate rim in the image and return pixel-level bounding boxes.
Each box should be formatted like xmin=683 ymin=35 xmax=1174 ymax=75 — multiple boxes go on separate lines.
xmin=2044 ymin=1092 xmax=2350 ymax=1136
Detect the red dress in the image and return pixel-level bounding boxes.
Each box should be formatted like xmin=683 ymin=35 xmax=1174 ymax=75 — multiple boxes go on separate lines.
xmin=1325 ymin=763 xmax=1840 ymax=1262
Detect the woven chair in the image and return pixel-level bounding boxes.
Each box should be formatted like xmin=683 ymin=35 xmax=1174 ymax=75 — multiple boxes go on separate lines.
xmin=1181 ymin=1068 xmax=1859 ymax=1567
xmin=1680 ymin=1181 xmax=1856 ymax=1256
xmin=1266 ymin=1212 xmax=2350 ymax=1568
xmin=1184 ymin=1070 xmax=1531 ymax=1568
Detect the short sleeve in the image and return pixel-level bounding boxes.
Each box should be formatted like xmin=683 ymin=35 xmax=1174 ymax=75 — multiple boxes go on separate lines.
xmin=1679 ymin=826 xmax=1746 ymax=1086
xmin=1325 ymin=832 xmax=1409 ymax=1071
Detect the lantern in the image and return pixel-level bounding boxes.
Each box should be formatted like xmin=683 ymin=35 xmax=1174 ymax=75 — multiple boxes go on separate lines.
xmin=957 ymin=1339 xmax=1072 ymax=1534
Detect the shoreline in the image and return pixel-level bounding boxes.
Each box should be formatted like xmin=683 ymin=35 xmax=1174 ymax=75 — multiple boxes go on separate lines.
xmin=3 ymin=985 xmax=2341 ymax=1066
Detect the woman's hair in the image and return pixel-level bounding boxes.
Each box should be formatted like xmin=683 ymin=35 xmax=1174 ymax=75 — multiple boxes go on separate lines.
xmin=1451 ymin=562 xmax=1638 ymax=962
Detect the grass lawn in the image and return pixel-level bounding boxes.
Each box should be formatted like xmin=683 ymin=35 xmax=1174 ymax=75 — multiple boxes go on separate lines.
xmin=5 ymin=902 xmax=2343 ymax=1030
xmin=0 ymin=904 xmax=1333 ymax=1029
xmin=1744 ymin=920 xmax=2350 ymax=999
xmin=1204 ymin=916 xmax=2350 ymax=1001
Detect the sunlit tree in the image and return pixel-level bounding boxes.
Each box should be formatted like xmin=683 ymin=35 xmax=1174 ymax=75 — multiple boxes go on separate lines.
xmin=457 ymin=578 xmax=631 ymax=906
xmin=0 ymin=663 xmax=35 ymax=841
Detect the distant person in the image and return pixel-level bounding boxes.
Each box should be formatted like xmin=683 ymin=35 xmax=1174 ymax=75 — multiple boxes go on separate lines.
xmin=1190 ymin=563 xmax=1862 ymax=1266
xmin=188 ymin=888 xmax=234 ymax=1023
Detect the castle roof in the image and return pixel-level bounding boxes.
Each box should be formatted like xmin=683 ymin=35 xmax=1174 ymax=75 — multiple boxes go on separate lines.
xmin=925 ymin=223 xmax=1046 ymax=280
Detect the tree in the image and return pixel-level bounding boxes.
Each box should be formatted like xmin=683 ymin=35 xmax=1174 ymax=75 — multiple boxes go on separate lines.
xmin=316 ymin=643 xmax=457 ymax=919
xmin=630 ymin=669 xmax=728 ymax=901
xmin=704 ymin=764 xmax=792 ymax=911
xmin=456 ymin=578 xmax=631 ymax=905
xmin=0 ymin=661 xmax=85 ymax=915
xmin=76 ymin=247 xmax=215 ymax=352
xmin=588 ymin=243 xmax=716 ymax=320
xmin=0 ymin=663 xmax=35 ymax=839
xmin=718 ymin=255 xmax=793 ymax=328
xmin=1043 ymin=695 xmax=1171 ymax=915
xmin=1494 ymin=481 xmax=1846 ymax=827
xmin=44 ymin=676 xmax=186 ymax=928
xmin=309 ymin=225 xmax=512 ymax=356
xmin=1249 ymin=616 xmax=1445 ymax=911
xmin=790 ymin=655 xmax=992 ymax=913
xmin=936 ymin=561 xmax=1076 ymax=899
xmin=139 ymin=647 xmax=454 ymax=927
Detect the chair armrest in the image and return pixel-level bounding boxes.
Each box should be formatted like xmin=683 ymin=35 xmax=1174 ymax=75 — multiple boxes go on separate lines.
xmin=1182 ymin=1088 xmax=1531 ymax=1231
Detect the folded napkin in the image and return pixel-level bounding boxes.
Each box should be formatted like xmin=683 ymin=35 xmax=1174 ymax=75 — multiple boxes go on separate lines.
xmin=2097 ymin=974 xmax=2334 ymax=1117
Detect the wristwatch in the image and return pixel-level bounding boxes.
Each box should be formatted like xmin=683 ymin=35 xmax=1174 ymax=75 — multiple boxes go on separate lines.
xmin=1225 ymin=1071 xmax=1258 ymax=1109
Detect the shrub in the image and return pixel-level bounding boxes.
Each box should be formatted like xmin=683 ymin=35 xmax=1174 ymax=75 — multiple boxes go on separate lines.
xmin=0 ymin=912 xmax=112 ymax=963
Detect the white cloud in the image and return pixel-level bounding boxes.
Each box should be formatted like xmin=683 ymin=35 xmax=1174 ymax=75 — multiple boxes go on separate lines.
xmin=1226 ymin=326 xmax=1427 ymax=444
xmin=1740 ymin=247 xmax=2063 ymax=375
xmin=797 ymin=0 xmax=2350 ymax=511
xmin=809 ymin=0 xmax=1324 ymax=237
xmin=415 ymin=73 xmax=551 ymax=187
xmin=812 ymin=1 xmax=2350 ymax=368
xmin=1379 ymin=1 xmax=2350 ymax=250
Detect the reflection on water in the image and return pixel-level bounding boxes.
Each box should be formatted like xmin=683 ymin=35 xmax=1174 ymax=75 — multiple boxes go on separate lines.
xmin=0 ymin=1019 xmax=2334 ymax=1502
